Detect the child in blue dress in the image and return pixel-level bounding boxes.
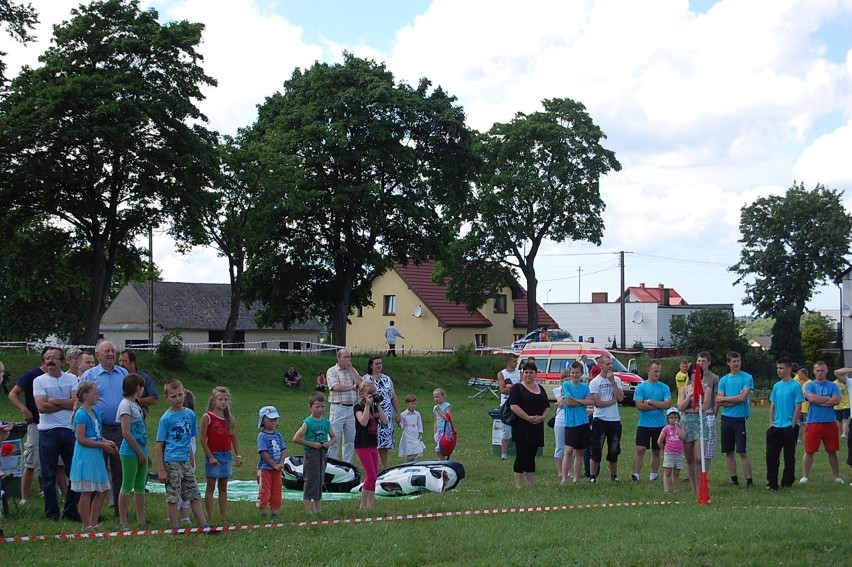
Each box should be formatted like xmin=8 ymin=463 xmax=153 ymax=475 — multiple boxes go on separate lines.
xmin=70 ymin=382 xmax=118 ymax=531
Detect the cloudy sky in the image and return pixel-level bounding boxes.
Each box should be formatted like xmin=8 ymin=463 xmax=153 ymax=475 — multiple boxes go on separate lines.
xmin=4 ymin=0 xmax=852 ymax=316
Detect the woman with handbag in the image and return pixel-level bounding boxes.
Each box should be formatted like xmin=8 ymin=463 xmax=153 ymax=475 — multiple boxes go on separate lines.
xmin=508 ymin=362 xmax=550 ymax=488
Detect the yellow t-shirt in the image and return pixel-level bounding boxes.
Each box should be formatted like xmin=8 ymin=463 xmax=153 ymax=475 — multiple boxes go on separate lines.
xmin=675 ymin=371 xmax=688 ymax=396
xmin=795 ymin=376 xmax=811 ymax=414
xmin=835 ymin=379 xmax=850 ymax=411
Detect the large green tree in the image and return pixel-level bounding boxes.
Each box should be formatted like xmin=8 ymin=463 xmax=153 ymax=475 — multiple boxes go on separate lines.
xmin=0 ymin=0 xmax=38 ymax=83
xmin=670 ymin=308 xmax=748 ymax=370
xmin=0 ymin=0 xmax=218 ymax=344
xmin=435 ymin=98 xmax=621 ymax=332
xmin=731 ymin=182 xmax=852 ymax=326
xmin=243 ymin=53 xmax=479 ymax=345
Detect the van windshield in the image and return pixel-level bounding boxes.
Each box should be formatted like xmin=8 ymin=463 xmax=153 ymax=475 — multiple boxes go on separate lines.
xmin=548 ymin=357 xmax=630 ymax=374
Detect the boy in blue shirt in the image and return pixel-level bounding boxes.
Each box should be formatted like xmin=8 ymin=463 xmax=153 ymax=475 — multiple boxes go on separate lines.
xmin=294 ymin=392 xmax=336 ymax=514
xmin=716 ymin=351 xmax=755 ymax=487
xmin=631 ymin=359 xmax=671 ymax=483
xmin=766 ymin=358 xmax=803 ymax=490
xmin=257 ymin=405 xmax=286 ymax=518
xmin=156 ymin=379 xmax=212 ymax=532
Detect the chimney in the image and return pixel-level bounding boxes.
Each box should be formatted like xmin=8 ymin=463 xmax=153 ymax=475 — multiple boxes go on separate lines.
xmin=592 ymin=292 xmax=608 ymax=303
xmin=658 ymin=283 xmax=670 ymax=306
xmin=639 ymin=283 xmax=645 ymax=288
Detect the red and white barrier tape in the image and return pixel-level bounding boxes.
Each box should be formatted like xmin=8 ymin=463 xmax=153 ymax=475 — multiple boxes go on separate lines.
xmin=0 ymin=500 xmax=681 ymax=543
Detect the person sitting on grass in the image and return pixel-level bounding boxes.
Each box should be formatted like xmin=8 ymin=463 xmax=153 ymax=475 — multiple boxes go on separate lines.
xmin=284 ymin=365 xmax=302 ymax=389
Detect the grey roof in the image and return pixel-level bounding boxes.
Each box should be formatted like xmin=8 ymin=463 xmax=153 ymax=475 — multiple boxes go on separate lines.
xmin=130 ymin=282 xmax=323 ymax=332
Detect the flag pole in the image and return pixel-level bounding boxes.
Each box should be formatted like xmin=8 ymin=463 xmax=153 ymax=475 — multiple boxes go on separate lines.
xmin=697 ymin=395 xmax=711 ymax=504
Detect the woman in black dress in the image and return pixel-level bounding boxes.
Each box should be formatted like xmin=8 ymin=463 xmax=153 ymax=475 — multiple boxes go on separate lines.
xmin=508 ymin=362 xmax=550 ymax=488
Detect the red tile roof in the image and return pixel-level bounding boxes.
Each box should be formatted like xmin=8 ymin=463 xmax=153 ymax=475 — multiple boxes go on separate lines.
xmin=511 ymin=284 xmax=558 ymax=329
xmin=615 ymin=284 xmax=687 ymax=305
xmin=394 ymin=261 xmax=492 ymax=328
xmin=392 ymin=261 xmax=557 ymax=329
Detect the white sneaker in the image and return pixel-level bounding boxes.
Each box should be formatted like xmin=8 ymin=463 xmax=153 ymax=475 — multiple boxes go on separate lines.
xmin=799 ymin=477 xmax=809 ymax=484
xmin=649 ymin=472 xmax=659 ymax=481
xmin=18 ymin=499 xmax=27 ymax=506
xmin=834 ymin=477 xmax=846 ymax=484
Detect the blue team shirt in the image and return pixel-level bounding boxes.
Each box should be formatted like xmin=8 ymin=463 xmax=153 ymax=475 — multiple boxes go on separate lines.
xmin=718 ymin=371 xmax=754 ymax=419
xmin=634 ymin=380 xmax=671 ymax=428
xmin=156 ymin=407 xmax=198 ymax=462
xmin=805 ymin=380 xmax=840 ymax=423
xmin=561 ymin=381 xmax=591 ymax=428
xmin=257 ymin=430 xmax=286 ymax=470
xmin=770 ymin=379 xmax=805 ymax=428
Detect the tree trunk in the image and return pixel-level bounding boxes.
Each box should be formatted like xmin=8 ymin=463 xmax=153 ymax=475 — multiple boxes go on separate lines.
xmin=523 ymin=265 xmax=539 ymax=333
xmin=224 ymin=252 xmax=244 ymax=344
xmin=82 ymin=239 xmax=109 ymax=346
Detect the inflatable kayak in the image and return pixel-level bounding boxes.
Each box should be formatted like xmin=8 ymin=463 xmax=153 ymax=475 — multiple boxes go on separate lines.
xmin=282 ymin=455 xmax=361 ymax=493
xmin=351 ymin=460 xmax=465 ymax=496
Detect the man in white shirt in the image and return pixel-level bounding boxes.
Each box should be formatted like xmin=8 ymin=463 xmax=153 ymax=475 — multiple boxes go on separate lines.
xmin=33 ymin=346 xmax=80 ymax=521
xmin=497 ymin=353 xmax=520 ymax=460
xmin=588 ymin=354 xmax=624 ymax=482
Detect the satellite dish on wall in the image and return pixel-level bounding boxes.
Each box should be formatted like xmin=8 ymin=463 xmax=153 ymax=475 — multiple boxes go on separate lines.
xmin=413 ymin=305 xmax=423 ymax=318
xmin=632 ymin=310 xmax=643 ymax=324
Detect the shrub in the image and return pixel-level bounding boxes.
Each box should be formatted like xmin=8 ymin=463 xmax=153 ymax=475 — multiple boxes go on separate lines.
xmin=156 ymin=329 xmax=187 ymax=370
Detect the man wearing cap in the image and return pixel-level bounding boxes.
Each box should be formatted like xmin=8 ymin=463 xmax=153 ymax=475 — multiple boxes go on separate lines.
xmin=497 ymin=352 xmax=521 ymax=460
xmin=326 ymin=349 xmax=362 ymax=464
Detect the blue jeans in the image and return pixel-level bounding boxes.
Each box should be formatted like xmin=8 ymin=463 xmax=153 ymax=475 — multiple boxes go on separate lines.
xmin=39 ymin=427 xmax=79 ymax=519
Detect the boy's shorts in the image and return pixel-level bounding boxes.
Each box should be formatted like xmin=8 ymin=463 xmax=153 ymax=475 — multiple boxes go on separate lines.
xmin=164 ymin=461 xmax=201 ymax=504
xmin=804 ymin=422 xmax=840 ymax=453
xmin=204 ymin=451 xmax=233 ymax=478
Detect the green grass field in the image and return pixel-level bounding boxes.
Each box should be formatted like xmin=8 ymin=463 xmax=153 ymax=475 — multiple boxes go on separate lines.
xmin=0 ymin=351 xmax=850 ymax=566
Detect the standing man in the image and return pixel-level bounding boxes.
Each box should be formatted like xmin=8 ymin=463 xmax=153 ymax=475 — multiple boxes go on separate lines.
xmin=384 ymin=321 xmax=404 ymax=357
xmin=7 ymin=352 xmax=49 ymax=504
xmin=800 ymin=361 xmax=844 ymax=484
xmin=81 ymin=339 xmax=128 ymax=511
xmin=326 ymin=348 xmax=362 ymax=463
xmin=794 ymin=368 xmax=812 ymax=444
xmin=631 ymin=359 xmax=671 ymax=483
xmin=589 ymin=354 xmax=624 ymax=482
xmin=119 ymin=348 xmax=158 ymax=416
xmin=77 ymin=351 xmax=96 ymax=377
xmin=675 ymin=359 xmax=689 ymax=399
xmin=697 ymin=351 xmax=720 ymax=472
xmin=497 ymin=352 xmax=521 ymax=460
xmin=766 ymin=358 xmax=803 ymax=490
xmin=33 ymin=346 xmax=80 ymax=521
xmin=833 ymin=366 xmax=852 ymax=481
xmin=716 ymin=351 xmax=755 ymax=487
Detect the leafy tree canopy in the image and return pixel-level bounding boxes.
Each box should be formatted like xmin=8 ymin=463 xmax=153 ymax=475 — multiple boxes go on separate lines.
xmin=435 ymin=98 xmax=620 ymax=331
xmin=769 ymin=306 xmax=804 ymax=363
xmin=670 ymin=308 xmax=748 ymax=370
xmin=0 ymin=0 xmax=218 ymax=344
xmin=731 ymin=182 xmax=852 ymax=317
xmin=242 ymin=53 xmax=479 ymax=345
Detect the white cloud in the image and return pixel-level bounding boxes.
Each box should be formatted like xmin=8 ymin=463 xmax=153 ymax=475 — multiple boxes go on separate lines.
xmin=793 ymin=120 xmax=852 ymax=188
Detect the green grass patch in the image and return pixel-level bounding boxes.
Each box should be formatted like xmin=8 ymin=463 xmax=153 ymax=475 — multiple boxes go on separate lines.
xmin=1 ymin=351 xmax=850 ymax=565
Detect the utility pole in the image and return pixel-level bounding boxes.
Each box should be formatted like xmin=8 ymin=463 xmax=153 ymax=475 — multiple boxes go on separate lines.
xmin=148 ymin=226 xmax=154 ymax=347
xmin=577 ymin=266 xmax=582 ymax=302
xmin=619 ymin=250 xmax=626 ymax=349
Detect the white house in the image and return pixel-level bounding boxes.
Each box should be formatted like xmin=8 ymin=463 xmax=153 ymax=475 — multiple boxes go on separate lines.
xmin=100 ymin=282 xmax=323 ymax=351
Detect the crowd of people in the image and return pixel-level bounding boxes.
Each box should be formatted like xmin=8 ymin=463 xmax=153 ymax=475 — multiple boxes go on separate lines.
xmin=5 ymin=342 xmax=850 ymax=533
xmin=1 ymin=344 xmax=450 ymax=528
xmin=517 ymin=350 xmax=852 ymax=493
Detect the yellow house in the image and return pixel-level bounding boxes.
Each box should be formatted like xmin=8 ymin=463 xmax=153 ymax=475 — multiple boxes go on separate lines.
xmin=346 ymin=261 xmax=556 ymax=352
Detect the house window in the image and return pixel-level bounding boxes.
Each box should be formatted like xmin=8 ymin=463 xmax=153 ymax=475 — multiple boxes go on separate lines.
xmin=475 ymin=334 xmax=488 ymax=347
xmin=357 ymin=307 xmax=363 ymax=317
xmin=383 ymin=295 xmax=397 ymax=316
xmin=493 ymin=294 xmax=507 ymax=313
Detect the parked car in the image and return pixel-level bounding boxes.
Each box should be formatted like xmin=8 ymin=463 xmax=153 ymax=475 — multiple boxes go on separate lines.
xmin=510 ymin=328 xmax=573 ymax=351
xmin=518 ymin=341 xmax=642 ymax=404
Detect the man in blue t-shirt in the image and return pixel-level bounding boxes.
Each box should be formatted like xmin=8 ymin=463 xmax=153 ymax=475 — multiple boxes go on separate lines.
xmin=630 ymin=359 xmax=671 ymax=483
xmin=766 ymin=358 xmax=803 ymax=489
xmin=800 ymin=361 xmax=843 ymax=484
xmin=716 ymin=351 xmax=755 ymax=487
